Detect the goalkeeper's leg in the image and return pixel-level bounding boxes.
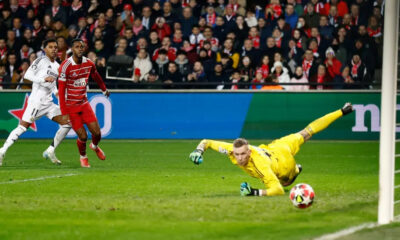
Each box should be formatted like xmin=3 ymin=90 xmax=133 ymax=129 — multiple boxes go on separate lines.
xmin=299 ymin=103 xmax=353 ymax=141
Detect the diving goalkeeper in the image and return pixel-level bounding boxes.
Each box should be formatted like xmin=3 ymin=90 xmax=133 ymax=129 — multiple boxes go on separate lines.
xmin=189 ymin=103 xmax=354 ymax=196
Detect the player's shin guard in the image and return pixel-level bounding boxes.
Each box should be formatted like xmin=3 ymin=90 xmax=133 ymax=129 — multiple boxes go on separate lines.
xmin=77 ymin=138 xmax=87 ymax=157
xmin=2 ymin=125 xmax=27 ymax=151
xmin=49 ymin=124 xmax=71 ymax=151
xmin=304 ymin=109 xmax=343 ymax=136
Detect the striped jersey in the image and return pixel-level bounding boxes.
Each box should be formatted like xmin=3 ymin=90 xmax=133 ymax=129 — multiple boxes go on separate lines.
xmin=58 ymin=56 xmax=106 ymax=114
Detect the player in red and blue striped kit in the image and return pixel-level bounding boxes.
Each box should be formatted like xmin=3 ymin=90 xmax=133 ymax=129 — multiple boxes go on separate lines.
xmin=58 ymin=39 xmax=110 ymax=168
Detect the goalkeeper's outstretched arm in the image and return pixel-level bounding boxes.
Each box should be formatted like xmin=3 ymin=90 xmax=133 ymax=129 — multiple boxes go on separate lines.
xmin=189 ymin=139 xmax=233 ymax=164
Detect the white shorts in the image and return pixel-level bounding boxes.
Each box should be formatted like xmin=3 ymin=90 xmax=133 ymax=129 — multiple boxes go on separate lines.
xmin=22 ymin=102 xmax=61 ymax=123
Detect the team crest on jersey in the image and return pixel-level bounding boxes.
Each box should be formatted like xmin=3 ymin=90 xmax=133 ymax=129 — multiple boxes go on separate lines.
xmin=72 ymin=72 xmax=77 ymax=77
xmin=48 ymin=65 xmax=51 ymax=68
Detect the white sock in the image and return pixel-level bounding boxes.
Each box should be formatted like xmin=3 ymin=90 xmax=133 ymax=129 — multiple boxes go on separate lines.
xmin=91 ymin=143 xmax=97 ymax=149
xmin=51 ymin=124 xmax=71 ymax=150
xmin=2 ymin=125 xmax=27 ymax=151
xmin=80 ymin=155 xmax=87 ymax=159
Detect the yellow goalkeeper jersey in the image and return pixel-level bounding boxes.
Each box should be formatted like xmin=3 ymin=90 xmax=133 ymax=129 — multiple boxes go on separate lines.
xmin=197 ymin=134 xmax=303 ymax=196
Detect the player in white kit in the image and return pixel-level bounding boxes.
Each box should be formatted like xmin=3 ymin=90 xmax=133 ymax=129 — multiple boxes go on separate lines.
xmin=0 ymin=39 xmax=71 ymax=166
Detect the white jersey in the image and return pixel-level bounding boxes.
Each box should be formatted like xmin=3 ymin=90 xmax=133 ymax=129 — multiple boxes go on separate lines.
xmin=24 ymin=55 xmax=60 ymax=107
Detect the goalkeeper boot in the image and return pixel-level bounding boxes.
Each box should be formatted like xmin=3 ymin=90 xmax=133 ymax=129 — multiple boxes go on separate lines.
xmin=89 ymin=143 xmax=106 ymax=160
xmin=43 ymin=149 xmax=62 ymax=165
xmin=80 ymin=156 xmax=91 ymax=168
xmin=0 ymin=147 xmax=5 ymax=166
xmin=341 ymin=102 xmax=353 ymax=115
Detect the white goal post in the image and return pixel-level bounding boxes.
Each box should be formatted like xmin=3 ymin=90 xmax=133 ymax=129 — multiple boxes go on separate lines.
xmin=378 ymin=0 xmax=400 ymax=225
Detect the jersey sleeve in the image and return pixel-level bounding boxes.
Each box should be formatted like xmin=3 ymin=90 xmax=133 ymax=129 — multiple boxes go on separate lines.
xmin=24 ymin=58 xmax=46 ymax=83
xmin=89 ymin=60 xmax=107 ymax=91
xmin=253 ymin=159 xmax=284 ymax=196
xmin=196 ymin=139 xmax=233 ymax=155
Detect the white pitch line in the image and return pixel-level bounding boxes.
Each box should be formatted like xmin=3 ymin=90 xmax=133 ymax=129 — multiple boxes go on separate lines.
xmin=0 ymin=173 xmax=79 ymax=185
xmin=314 ymin=215 xmax=400 ymax=240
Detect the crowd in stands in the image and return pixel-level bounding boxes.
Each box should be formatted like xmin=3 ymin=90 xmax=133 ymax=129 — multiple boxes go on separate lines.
xmin=0 ymin=0 xmax=385 ymax=90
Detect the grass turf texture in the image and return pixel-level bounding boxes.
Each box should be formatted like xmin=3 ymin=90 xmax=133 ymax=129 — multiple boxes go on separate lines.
xmin=0 ymin=139 xmax=397 ymax=239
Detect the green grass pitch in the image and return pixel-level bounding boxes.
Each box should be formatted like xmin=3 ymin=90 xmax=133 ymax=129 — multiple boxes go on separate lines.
xmin=0 ymin=139 xmax=398 ymax=239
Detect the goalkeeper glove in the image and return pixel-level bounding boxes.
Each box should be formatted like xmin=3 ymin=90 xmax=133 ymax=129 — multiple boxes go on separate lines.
xmin=189 ymin=149 xmax=203 ymax=165
xmin=240 ymin=182 xmax=261 ymax=196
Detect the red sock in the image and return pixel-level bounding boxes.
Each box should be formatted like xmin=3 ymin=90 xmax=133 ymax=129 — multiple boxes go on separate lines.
xmin=92 ymin=134 xmax=101 ymax=146
xmin=77 ymin=139 xmax=87 ymax=156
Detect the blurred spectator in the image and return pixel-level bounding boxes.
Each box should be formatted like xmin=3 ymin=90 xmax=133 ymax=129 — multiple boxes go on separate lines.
xmin=238 ymin=55 xmax=255 ymax=84
xmin=175 ymin=50 xmax=191 ymax=80
xmin=151 ymin=17 xmax=171 ymax=41
xmin=216 ymin=38 xmax=239 ymax=69
xmin=0 ymin=38 xmax=7 ymax=63
xmin=248 ymin=27 xmax=260 ymax=49
xmin=229 ymin=70 xmax=244 ymax=90
xmin=187 ymin=61 xmax=207 ymax=88
xmin=234 ymin=15 xmax=249 ymax=45
xmin=133 ymin=48 xmax=152 ymax=82
xmin=171 ymin=29 xmax=184 ymax=49
xmin=241 ymin=38 xmax=261 ymax=68
xmin=94 ymin=39 xmax=110 ymax=59
xmin=325 ymin=0 xmax=349 ymax=18
xmin=147 ymin=30 xmax=160 ymax=57
xmin=53 ymin=20 xmax=68 ymax=39
xmin=154 ymin=49 xmax=169 ymax=81
xmin=181 ymin=39 xmax=198 ymax=64
xmin=162 ymin=1 xmax=179 ymax=25
xmin=132 ymin=18 xmax=148 ymax=40
xmin=245 ymin=10 xmax=257 ymax=28
xmin=347 ymin=52 xmax=370 ymax=89
xmin=9 ymin=0 xmax=27 ymax=19
xmin=152 ymin=37 xmax=177 ymax=62
xmin=257 ymin=55 xmax=271 ymax=80
xmin=19 ymin=43 xmax=33 ymax=61
xmin=146 ymin=69 xmax=162 ymax=89
xmin=303 ymin=3 xmax=319 ymax=28
xmin=68 ymin=0 xmax=85 ymax=26
xmin=199 ymin=26 xmax=219 ymax=51
xmin=56 ymin=36 xmax=68 ymax=61
xmin=6 ymin=30 xmax=21 ymax=53
xmin=302 ymin=49 xmax=319 ymax=80
xmin=6 ymin=52 xmax=19 ymax=80
xmin=265 ymin=0 xmax=282 ymax=21
xmin=324 ymin=47 xmax=342 ymax=80
xmin=285 ymin=39 xmax=304 ymax=72
xmin=189 ymin=24 xmax=204 ymax=48
xmin=309 ymin=64 xmax=332 ymax=90
xmin=223 ymin=5 xmax=237 ymax=33
xmin=116 ymin=4 xmax=134 ymax=34
xmin=213 ymin=16 xmax=226 ymax=42
xmin=333 ymin=65 xmax=354 ymax=89
xmin=251 ymin=69 xmax=265 ymax=90
xmin=180 ymin=6 xmax=197 ymax=38
xmin=0 ymin=63 xmax=11 ymax=89
xmin=263 ymin=37 xmax=279 ymax=61
xmin=271 ymin=61 xmax=290 ymax=88
xmin=45 ymin=0 xmax=68 ymax=25
xmin=141 ymin=6 xmax=154 ymax=31
xmin=164 ymin=61 xmax=183 ymax=88
xmin=208 ymin=63 xmax=229 ymax=90
xmin=285 ymin=3 xmax=299 ymax=29
xmin=287 ymin=66 xmax=309 ymax=91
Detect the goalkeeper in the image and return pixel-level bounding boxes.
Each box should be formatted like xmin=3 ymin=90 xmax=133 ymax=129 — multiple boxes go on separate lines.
xmin=189 ymin=103 xmax=354 ymax=196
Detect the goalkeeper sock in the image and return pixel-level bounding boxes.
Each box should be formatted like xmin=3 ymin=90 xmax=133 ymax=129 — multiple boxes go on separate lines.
xmin=305 ymin=109 xmax=342 ymax=136
xmin=77 ymin=138 xmax=87 ymax=156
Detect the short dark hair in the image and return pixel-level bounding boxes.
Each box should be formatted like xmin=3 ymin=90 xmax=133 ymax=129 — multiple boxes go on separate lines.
xmin=233 ymin=138 xmax=248 ymax=148
xmin=71 ymin=38 xmax=84 ymax=45
xmin=42 ymin=38 xmax=57 ymax=48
